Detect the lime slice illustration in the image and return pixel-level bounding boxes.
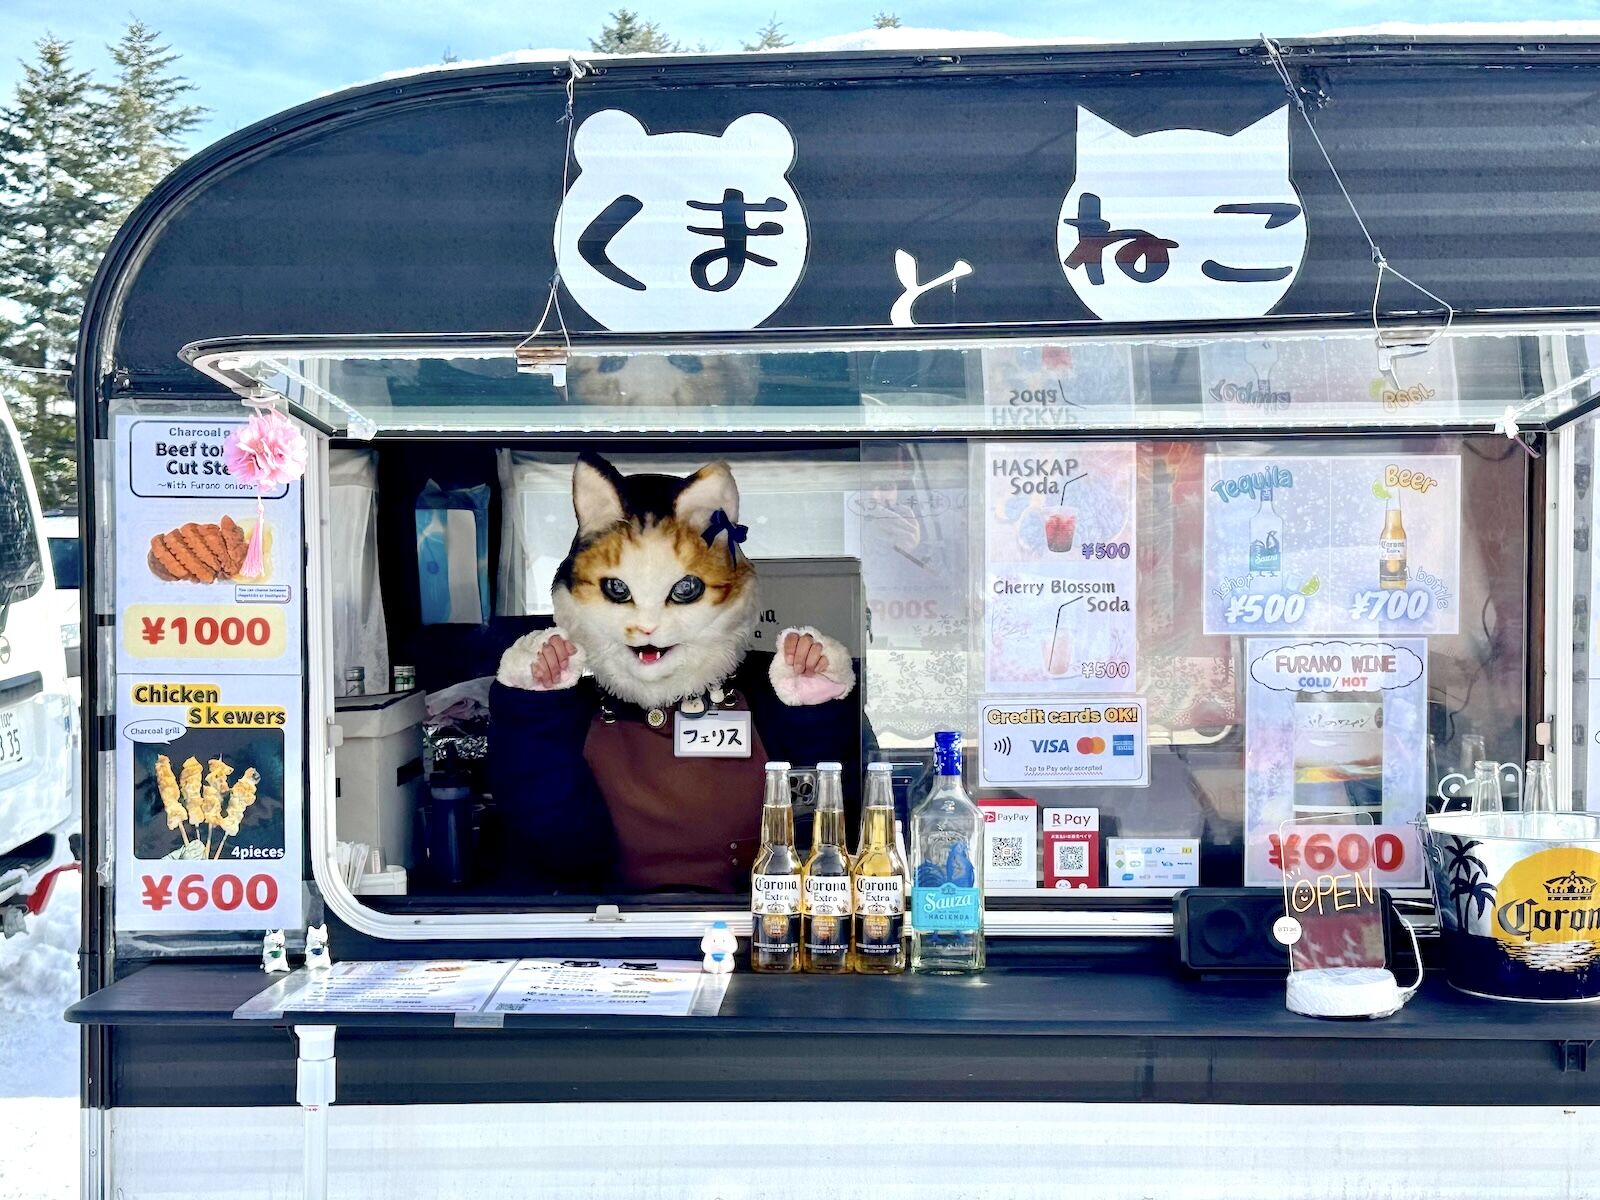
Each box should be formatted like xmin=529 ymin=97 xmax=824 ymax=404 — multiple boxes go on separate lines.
xmin=1371 ymin=481 xmax=1390 ymax=501
xmin=1299 ymin=575 xmax=1321 ymax=596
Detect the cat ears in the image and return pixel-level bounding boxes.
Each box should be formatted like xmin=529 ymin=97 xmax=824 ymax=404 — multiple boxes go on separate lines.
xmin=573 ymin=452 xmax=628 ymax=536
xmin=571 ymin=453 xmax=741 ymax=536
xmin=1075 ymin=105 xmax=1289 ymax=151
xmin=675 ymin=462 xmax=740 ymax=531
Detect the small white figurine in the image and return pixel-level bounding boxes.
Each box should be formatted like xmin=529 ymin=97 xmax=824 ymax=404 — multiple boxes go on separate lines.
xmin=700 ymin=920 xmax=737 ymax=974
xmin=262 ymin=929 xmax=288 ymax=974
xmin=305 ymin=923 xmax=332 ymax=972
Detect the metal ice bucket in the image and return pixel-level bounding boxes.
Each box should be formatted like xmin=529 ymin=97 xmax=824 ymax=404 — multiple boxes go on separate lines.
xmin=1421 ymin=810 xmax=1600 ymax=1002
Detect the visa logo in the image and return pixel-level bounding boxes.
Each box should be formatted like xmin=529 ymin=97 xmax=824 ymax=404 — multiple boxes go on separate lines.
xmin=1030 ymin=739 xmax=1076 ymax=754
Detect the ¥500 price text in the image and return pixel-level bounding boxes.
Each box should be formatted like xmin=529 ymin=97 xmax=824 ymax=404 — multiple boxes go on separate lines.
xmin=1225 ymin=593 xmax=1308 ymax=625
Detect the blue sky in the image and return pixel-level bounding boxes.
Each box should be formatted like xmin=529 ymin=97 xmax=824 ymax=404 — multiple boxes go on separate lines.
xmin=3 ymin=0 xmax=1597 ymax=150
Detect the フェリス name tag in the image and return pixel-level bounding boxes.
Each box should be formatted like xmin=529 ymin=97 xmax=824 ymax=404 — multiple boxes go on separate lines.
xmin=674 ymin=710 xmax=753 ymax=758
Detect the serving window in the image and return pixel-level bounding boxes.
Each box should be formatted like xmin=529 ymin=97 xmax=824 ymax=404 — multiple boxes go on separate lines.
xmin=177 ymin=325 xmax=1585 ymax=938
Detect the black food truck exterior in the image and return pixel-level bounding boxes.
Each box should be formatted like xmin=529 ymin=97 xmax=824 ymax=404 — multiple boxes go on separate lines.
xmin=68 ymin=35 xmax=1600 ymax=1199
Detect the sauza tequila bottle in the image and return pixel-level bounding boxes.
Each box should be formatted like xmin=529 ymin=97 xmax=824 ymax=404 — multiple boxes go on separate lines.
xmin=802 ymin=762 xmax=852 ymax=973
xmin=851 ymin=762 xmax=907 ymax=974
xmin=910 ymin=732 xmax=985 ymax=974
xmin=751 ymin=761 xmax=802 ymax=973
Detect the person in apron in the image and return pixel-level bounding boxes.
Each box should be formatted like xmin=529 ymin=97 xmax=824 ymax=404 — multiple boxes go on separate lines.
xmin=489 ymin=453 xmax=862 ymax=894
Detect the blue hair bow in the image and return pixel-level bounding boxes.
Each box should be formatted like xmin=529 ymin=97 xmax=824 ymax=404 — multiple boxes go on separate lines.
xmin=702 ymin=508 xmax=748 ymax=564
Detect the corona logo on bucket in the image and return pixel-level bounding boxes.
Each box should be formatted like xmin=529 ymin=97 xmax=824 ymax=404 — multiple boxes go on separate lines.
xmin=1491 ymin=848 xmax=1600 ymax=966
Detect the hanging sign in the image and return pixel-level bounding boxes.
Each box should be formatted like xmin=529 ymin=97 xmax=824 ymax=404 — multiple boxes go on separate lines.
xmin=1202 ymin=453 xmax=1460 ymax=636
xmin=982 ymin=442 xmax=1138 ymax=693
xmin=113 ymin=413 xmax=305 ymax=933
xmin=1244 ymin=638 xmax=1428 ymax=889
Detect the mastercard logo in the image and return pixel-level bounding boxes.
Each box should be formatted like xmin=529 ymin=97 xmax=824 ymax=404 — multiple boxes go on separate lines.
xmin=1075 ymin=736 xmax=1107 ymax=755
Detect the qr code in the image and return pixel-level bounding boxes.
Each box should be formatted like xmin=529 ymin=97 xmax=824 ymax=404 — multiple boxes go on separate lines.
xmin=992 ymin=837 xmax=1025 ymax=869
xmin=1053 ymin=842 xmax=1087 ymax=876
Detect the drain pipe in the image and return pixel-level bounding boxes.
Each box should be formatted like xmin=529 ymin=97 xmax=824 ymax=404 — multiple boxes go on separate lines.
xmin=295 ymin=1025 xmax=337 ymax=1200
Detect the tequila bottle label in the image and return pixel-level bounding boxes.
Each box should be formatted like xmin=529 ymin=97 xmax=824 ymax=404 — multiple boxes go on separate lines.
xmin=911 ymin=879 xmax=982 ymax=931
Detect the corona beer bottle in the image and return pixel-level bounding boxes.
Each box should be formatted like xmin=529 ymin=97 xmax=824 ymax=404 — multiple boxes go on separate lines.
xmin=802 ymin=762 xmax=852 ymax=973
xmin=1379 ymin=490 xmax=1408 ymax=590
xmin=750 ymin=761 xmax=802 ymax=972
xmin=910 ymin=732 xmax=985 ymax=974
xmin=851 ymin=762 xmax=908 ymax=974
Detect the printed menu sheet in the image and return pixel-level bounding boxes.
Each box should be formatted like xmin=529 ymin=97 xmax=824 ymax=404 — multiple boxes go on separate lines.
xmin=234 ymin=958 xmax=728 ymax=1019
xmin=1243 ymin=638 xmax=1428 ymax=889
xmin=1203 ymin=453 xmax=1460 ymax=637
xmin=983 ymin=443 xmax=1138 ymax=693
xmin=113 ymin=413 xmax=305 ymax=932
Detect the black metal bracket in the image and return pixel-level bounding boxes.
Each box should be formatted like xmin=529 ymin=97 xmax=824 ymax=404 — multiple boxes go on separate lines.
xmin=1559 ymin=1041 xmax=1593 ymax=1073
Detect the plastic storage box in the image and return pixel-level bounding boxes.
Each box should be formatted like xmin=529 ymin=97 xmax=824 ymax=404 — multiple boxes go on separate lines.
xmin=334 ymin=690 xmax=426 ymax=870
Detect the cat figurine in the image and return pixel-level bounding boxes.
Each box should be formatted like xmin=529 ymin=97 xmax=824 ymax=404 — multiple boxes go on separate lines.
xmin=1057 ymin=106 xmax=1306 ymax=323
xmin=304 ymin=923 xmax=331 ymax=972
xmin=261 ymin=928 xmax=288 ymax=974
xmin=490 ymin=453 xmax=863 ymax=894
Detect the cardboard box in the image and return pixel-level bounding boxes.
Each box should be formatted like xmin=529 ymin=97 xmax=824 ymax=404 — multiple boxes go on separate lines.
xmin=334 ymin=690 xmax=426 ymax=869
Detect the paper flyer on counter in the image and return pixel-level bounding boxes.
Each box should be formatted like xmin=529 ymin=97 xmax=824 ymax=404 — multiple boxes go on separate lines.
xmin=1243 ymin=638 xmax=1428 ymax=889
xmin=235 ymin=958 xmax=726 ymax=1019
xmin=113 ymin=412 xmax=306 ymax=932
xmin=1203 ymin=453 xmax=1460 ymax=637
xmin=982 ymin=443 xmax=1137 ymax=693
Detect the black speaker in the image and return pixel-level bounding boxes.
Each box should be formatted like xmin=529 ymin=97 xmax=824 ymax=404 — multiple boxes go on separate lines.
xmin=1174 ymin=887 xmax=1395 ymax=977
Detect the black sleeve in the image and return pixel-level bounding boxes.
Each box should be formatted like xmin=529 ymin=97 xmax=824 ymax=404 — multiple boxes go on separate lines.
xmin=741 ymin=653 xmax=876 ymax=835
xmin=488 ymin=680 xmax=616 ymax=892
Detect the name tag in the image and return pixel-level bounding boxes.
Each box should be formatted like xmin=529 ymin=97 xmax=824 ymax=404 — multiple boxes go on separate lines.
xmin=674 ymin=709 xmax=753 ymax=758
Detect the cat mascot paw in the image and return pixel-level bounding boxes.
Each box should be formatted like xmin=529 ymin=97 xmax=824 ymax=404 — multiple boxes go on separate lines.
xmin=498 ymin=627 xmax=586 ymax=691
xmin=770 ymin=626 xmax=855 ymax=707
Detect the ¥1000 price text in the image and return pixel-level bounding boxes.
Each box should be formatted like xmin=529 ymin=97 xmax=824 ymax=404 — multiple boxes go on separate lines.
xmin=139 ymin=872 xmax=280 ymax=913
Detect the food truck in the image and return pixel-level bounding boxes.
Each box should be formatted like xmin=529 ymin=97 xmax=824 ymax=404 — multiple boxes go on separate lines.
xmin=66 ymin=33 xmax=1600 ymax=1199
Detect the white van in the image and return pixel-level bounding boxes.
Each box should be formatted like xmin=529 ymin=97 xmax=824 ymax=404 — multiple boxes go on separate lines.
xmin=0 ymin=397 xmax=79 ymax=935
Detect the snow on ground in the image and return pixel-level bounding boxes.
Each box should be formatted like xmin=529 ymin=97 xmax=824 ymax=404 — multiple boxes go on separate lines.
xmin=0 ymin=878 xmax=81 ymax=1200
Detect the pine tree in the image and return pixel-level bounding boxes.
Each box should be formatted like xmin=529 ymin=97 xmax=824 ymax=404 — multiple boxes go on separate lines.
xmin=873 ymin=12 xmax=903 ymax=28
xmin=590 ymin=9 xmax=680 ymax=54
xmin=0 ymin=37 xmax=107 ymax=509
xmin=744 ymin=17 xmax=790 ymax=51
xmin=100 ymin=20 xmax=203 ymax=226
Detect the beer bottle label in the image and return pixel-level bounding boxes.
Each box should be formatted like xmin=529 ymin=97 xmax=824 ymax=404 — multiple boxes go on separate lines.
xmin=854 ymin=912 xmax=904 ymax=957
xmin=751 ymin=874 xmax=800 ymax=915
xmin=854 ymin=875 xmax=904 ymax=916
xmin=804 ymin=875 xmax=851 ymax=917
xmin=1379 ymin=538 xmax=1406 ymax=558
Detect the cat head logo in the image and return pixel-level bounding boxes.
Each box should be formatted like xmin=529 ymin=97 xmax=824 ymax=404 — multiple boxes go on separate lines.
xmin=554 ymin=110 xmax=808 ymax=332
xmin=1057 ymin=107 xmax=1307 ymax=323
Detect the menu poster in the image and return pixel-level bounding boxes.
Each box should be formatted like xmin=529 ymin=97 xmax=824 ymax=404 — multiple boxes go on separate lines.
xmin=983 ymin=443 xmax=1138 ymax=693
xmin=115 ymin=416 xmax=303 ymax=676
xmin=1202 ymin=454 xmax=1460 ymax=637
xmin=116 ymin=674 xmax=303 ymax=930
xmin=113 ymin=413 xmax=306 ymax=933
xmin=1243 ymin=638 xmax=1428 ymax=889
xmin=982 ymin=343 xmax=1136 ymax=428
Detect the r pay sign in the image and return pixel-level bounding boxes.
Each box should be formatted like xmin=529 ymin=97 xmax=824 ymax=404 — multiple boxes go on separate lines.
xmin=979 ymin=697 xmax=1149 ymax=788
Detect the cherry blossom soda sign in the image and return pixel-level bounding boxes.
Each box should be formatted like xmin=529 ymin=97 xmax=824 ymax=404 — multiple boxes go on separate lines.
xmin=982 ymin=443 xmax=1137 ymax=694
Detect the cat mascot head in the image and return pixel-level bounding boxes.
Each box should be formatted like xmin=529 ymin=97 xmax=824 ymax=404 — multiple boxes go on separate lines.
xmin=551 ymin=452 xmax=758 ymax=709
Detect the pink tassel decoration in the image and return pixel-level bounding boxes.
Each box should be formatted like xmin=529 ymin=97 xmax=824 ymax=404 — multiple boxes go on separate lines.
xmin=223 ymin=405 xmax=308 ymax=578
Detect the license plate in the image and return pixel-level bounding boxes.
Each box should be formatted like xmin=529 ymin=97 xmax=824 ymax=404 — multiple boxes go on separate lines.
xmin=0 ymin=710 xmax=28 ymax=771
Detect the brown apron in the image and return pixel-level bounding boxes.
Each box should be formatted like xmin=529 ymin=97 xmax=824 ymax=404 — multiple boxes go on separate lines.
xmin=583 ymin=693 xmax=768 ymax=893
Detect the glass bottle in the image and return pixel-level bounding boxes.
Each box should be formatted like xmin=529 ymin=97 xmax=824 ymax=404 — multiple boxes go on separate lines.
xmin=750 ymin=761 xmax=801 ymax=973
xmin=1248 ymin=486 xmax=1284 ymax=593
xmin=910 ymin=732 xmax=985 ymax=974
xmin=1523 ymin=758 xmax=1556 ymax=814
xmin=1379 ymin=489 xmax=1408 ymax=591
xmin=802 ymin=762 xmax=852 ymax=973
xmin=851 ymin=762 xmax=907 ymax=974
